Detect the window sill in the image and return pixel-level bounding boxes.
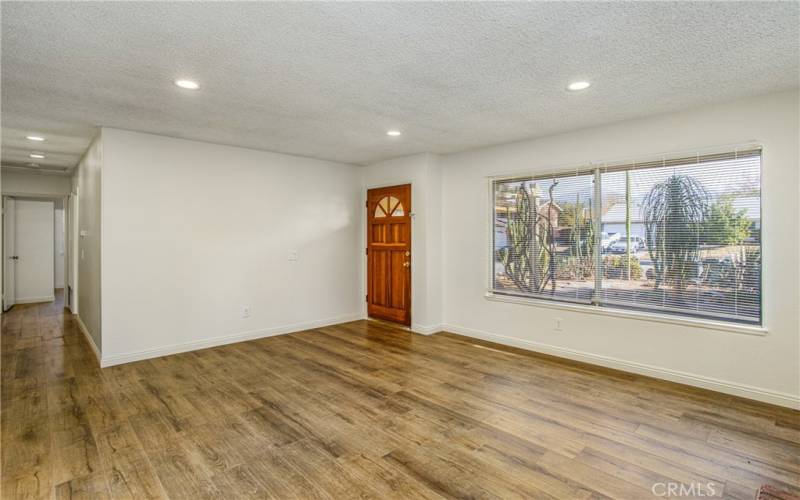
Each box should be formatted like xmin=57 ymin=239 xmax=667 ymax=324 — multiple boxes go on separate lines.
xmin=484 ymin=292 xmax=768 ymax=337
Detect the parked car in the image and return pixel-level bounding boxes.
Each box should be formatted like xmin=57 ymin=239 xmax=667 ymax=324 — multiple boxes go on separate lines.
xmin=600 ymin=232 xmax=621 ymax=250
xmin=609 ymin=235 xmax=645 ymax=253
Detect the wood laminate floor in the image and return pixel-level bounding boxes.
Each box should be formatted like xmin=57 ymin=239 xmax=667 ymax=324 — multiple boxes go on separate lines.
xmin=2 ymin=294 xmax=799 ymax=499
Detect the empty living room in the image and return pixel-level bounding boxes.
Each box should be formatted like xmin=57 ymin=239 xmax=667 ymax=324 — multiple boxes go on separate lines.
xmin=2 ymin=2 xmax=799 ymax=499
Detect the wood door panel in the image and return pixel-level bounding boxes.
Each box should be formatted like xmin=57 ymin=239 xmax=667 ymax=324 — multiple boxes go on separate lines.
xmin=389 ymin=251 xmax=407 ymax=309
xmin=370 ymin=251 xmax=388 ymax=306
xmin=367 ymin=184 xmax=411 ymax=326
xmin=368 ymin=249 xmax=408 ymax=310
xmin=371 ymin=223 xmax=407 ymax=245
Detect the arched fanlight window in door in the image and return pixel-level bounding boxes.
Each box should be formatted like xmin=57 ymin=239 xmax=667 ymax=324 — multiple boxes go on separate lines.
xmin=374 ymin=196 xmax=405 ymax=218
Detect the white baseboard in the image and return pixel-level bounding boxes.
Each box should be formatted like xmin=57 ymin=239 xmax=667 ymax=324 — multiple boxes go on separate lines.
xmin=15 ymin=295 xmax=55 ymax=304
xmin=100 ymin=313 xmax=364 ymax=367
xmin=412 ymin=323 xmax=444 ymax=335
xmin=442 ymin=323 xmax=800 ymax=410
xmin=74 ymin=314 xmax=101 ymax=365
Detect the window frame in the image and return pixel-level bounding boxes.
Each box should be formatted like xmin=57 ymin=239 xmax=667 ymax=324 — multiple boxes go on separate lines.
xmin=486 ymin=144 xmax=766 ymax=335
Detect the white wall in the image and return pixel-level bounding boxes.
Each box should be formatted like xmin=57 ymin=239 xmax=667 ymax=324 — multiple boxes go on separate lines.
xmin=72 ymin=134 xmax=103 ymax=350
xmin=360 ymin=153 xmax=443 ymax=333
xmin=99 ymin=128 xmax=362 ymax=364
xmin=54 ymin=208 xmax=65 ymax=288
xmin=440 ymin=90 xmax=800 ymax=408
xmin=0 ymin=176 xmax=5 ymax=315
xmin=1 ymin=171 xmax=71 ymax=197
xmin=13 ymin=200 xmax=55 ymax=303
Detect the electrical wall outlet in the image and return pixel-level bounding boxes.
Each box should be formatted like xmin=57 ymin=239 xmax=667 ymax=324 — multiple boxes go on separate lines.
xmin=242 ymin=306 xmax=251 ymax=318
xmin=554 ymin=317 xmax=563 ymax=331
xmin=288 ymin=250 xmax=299 ymax=261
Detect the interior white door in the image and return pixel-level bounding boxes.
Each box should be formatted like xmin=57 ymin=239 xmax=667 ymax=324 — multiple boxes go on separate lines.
xmin=15 ymin=200 xmax=55 ymax=304
xmin=3 ymin=197 xmax=17 ymax=311
xmin=55 ymin=208 xmax=65 ymax=288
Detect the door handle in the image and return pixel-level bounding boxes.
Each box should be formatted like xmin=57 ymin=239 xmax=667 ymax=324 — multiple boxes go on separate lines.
xmin=10 ymin=256 xmax=18 ymax=260
xmin=403 ymin=262 xmax=410 ymax=267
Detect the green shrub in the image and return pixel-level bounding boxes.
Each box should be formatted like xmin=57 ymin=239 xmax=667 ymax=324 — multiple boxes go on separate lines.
xmin=700 ymin=200 xmax=751 ymax=245
xmin=603 ymin=255 xmax=642 ymax=280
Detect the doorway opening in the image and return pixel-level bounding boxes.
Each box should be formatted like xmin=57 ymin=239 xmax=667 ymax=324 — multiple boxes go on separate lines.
xmin=2 ymin=195 xmax=68 ymax=312
xmin=366 ymin=184 xmax=411 ymax=326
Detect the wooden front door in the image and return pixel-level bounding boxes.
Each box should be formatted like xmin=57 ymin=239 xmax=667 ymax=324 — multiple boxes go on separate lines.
xmin=367 ymin=184 xmax=411 ymax=325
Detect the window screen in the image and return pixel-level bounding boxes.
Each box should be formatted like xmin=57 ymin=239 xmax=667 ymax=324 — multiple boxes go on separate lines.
xmin=491 ymin=148 xmax=762 ymax=326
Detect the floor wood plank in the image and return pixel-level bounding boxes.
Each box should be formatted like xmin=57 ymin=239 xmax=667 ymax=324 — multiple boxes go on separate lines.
xmin=2 ymin=292 xmax=798 ymax=499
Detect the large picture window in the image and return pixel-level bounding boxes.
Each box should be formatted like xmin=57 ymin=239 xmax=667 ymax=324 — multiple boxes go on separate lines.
xmin=491 ymin=147 xmax=762 ymax=326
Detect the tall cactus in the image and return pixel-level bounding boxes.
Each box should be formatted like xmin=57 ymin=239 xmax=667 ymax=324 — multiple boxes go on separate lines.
xmin=498 ymin=182 xmax=551 ymax=293
xmin=546 ymin=182 xmax=558 ymax=293
xmin=568 ymin=194 xmax=594 ymax=279
xmin=499 ymin=183 xmax=533 ymax=292
xmin=642 ymin=174 xmax=708 ymax=289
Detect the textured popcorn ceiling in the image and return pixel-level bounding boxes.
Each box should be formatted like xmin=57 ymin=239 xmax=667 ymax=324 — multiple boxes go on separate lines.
xmin=1 ymin=2 xmax=798 ymax=171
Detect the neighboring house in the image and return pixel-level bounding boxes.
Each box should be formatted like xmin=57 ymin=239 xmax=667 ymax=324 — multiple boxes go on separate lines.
xmin=494 ymin=199 xmax=563 ymax=248
xmin=537 ymin=200 xmax=562 ymax=229
xmin=601 ymin=201 xmax=646 ymax=239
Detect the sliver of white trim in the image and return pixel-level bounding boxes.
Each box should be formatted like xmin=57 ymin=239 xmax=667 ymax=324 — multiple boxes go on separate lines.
xmin=442 ymin=322 xmax=800 ymax=410
xmin=100 ymin=313 xmax=363 ymax=367
xmin=15 ymin=296 xmax=55 ymax=304
xmin=75 ymin=314 xmax=101 ymax=364
xmin=412 ymin=323 xmax=443 ymax=335
xmin=484 ymin=292 xmax=767 ymax=336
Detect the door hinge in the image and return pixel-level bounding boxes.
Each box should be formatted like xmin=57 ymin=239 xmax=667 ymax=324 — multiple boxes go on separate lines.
xmin=365 ymin=294 xmax=368 ymax=302
xmin=365 ymin=200 xmax=369 ymax=208
xmin=365 ymin=247 xmax=368 ymax=255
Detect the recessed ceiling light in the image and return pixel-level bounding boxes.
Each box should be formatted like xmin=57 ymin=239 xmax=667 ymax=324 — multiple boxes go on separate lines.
xmin=30 ymin=153 xmax=45 ymax=159
xmin=28 ymin=163 xmax=40 ymax=167
xmin=386 ymin=130 xmax=402 ymax=137
xmin=174 ymin=79 xmax=200 ymax=90
xmin=567 ymin=81 xmax=591 ymax=91
xmin=26 ymin=135 xmax=45 ymax=141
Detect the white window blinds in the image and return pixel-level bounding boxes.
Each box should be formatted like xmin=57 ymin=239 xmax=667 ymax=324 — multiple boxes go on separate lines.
xmin=493 ymin=169 xmax=596 ymax=304
xmin=491 ymin=147 xmax=762 ymax=326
